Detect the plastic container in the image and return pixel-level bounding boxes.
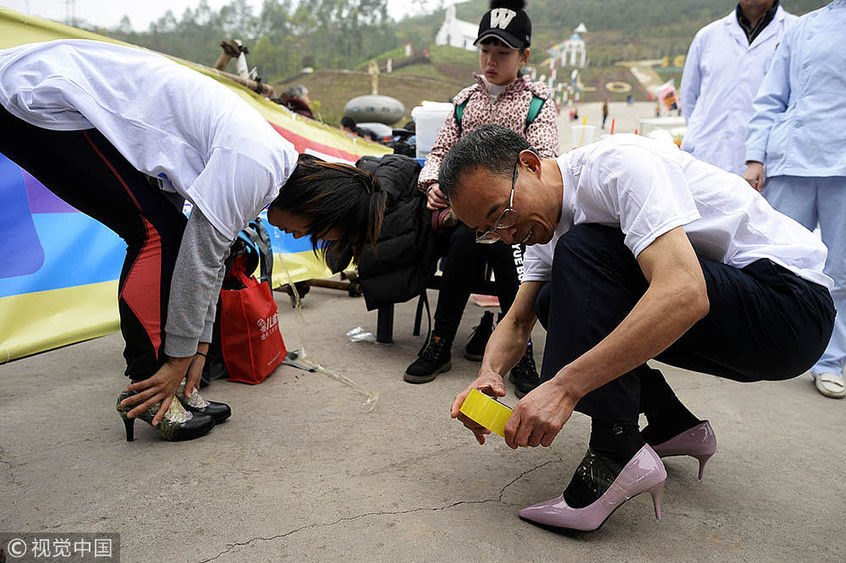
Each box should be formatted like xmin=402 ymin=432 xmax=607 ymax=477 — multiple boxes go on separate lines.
xmin=569 ymin=125 xmax=596 ymax=148
xmin=411 ymin=101 xmax=454 ymax=158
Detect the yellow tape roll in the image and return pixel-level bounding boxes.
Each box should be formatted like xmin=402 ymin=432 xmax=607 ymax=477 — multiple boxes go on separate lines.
xmin=459 ymin=389 xmax=513 ymax=438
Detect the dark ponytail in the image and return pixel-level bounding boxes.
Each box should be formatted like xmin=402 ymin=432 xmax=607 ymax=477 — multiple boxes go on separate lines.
xmin=270 ymin=154 xmax=386 ymax=268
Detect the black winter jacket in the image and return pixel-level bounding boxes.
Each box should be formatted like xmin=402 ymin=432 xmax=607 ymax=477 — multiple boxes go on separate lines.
xmin=356 ymin=155 xmax=437 ymax=310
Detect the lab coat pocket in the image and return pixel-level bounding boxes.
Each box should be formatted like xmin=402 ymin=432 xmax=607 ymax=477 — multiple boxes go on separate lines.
xmin=765 ymin=112 xmax=790 ymax=163
xmin=761 ymin=53 xmax=774 ymax=75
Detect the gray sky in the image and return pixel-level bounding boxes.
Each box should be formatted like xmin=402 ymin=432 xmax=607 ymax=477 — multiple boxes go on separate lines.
xmin=2 ymin=1 xmax=461 ymax=30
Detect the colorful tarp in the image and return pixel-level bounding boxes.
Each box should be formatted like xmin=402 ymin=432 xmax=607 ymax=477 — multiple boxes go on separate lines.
xmin=0 ymin=7 xmax=390 ymax=362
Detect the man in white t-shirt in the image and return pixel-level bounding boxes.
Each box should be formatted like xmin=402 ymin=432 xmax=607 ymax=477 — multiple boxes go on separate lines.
xmin=0 ymin=40 xmax=385 ymax=442
xmin=441 ymin=124 xmax=834 ymax=533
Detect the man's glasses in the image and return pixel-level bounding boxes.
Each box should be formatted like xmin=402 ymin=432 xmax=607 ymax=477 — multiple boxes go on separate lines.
xmin=476 ymin=158 xmax=519 ymax=244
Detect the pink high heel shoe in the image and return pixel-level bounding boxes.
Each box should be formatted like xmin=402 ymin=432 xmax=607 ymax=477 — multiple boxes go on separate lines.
xmin=518 ymin=445 xmax=667 ymax=532
xmin=651 ymin=421 xmax=716 ymax=480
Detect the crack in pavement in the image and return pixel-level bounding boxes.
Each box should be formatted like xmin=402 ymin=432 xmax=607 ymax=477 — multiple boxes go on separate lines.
xmin=495 ymin=459 xmax=559 ymax=501
xmin=200 ymin=459 xmax=560 ymax=562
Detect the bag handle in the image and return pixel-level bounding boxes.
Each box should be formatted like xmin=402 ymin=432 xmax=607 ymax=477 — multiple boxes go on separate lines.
xmin=232 ymin=269 xmax=258 ymax=288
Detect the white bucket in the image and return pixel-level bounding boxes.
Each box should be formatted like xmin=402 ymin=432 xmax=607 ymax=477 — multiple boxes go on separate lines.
xmin=411 ymin=101 xmax=454 ymax=158
xmin=569 ymin=125 xmax=596 ymax=148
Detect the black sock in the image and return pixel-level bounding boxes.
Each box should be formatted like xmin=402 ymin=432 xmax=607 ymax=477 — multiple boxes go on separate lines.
xmin=638 ymin=368 xmax=701 ymax=445
xmin=588 ymin=419 xmax=645 ymax=463
xmin=563 ymin=420 xmax=644 ymax=509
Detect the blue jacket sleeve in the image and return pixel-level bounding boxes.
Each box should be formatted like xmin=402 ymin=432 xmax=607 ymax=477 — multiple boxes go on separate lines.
xmin=745 ymin=25 xmax=794 ymax=164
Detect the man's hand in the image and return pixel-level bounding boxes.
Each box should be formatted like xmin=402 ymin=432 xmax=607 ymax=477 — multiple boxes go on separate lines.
xmin=121 ymin=357 xmax=193 ymax=425
xmin=426 ymin=183 xmax=449 ymax=210
xmin=450 ymin=370 xmax=507 ymax=445
xmin=503 ymin=379 xmax=577 ymax=449
xmin=743 ymin=161 xmax=765 ymax=192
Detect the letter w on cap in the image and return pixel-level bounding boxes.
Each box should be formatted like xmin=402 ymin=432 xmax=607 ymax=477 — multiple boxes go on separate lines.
xmin=490 ymin=8 xmax=517 ymax=30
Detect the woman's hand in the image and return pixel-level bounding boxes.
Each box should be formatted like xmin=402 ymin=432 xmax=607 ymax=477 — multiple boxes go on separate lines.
xmin=450 ymin=369 xmax=507 ymax=445
xmin=121 ymin=357 xmax=193 ymax=425
xmin=183 ymin=343 xmax=210 ymax=400
xmin=743 ymin=161 xmax=766 ymax=192
xmin=426 ymin=183 xmax=449 ymax=210
xmin=503 ymin=378 xmax=577 ymax=449
xmin=183 ymin=357 xmax=205 ymax=402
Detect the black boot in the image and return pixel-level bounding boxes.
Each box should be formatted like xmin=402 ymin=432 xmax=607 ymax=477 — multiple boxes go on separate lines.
xmin=464 ymin=311 xmax=494 ymax=361
xmin=404 ymin=335 xmax=452 ymax=383
xmin=509 ymin=341 xmax=540 ymax=397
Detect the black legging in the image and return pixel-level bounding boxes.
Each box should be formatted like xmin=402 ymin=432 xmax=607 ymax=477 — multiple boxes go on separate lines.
xmin=433 ymin=223 xmax=523 ymax=341
xmin=0 ymin=107 xmax=186 ymax=379
xmin=534 ymin=223 xmax=835 ymax=424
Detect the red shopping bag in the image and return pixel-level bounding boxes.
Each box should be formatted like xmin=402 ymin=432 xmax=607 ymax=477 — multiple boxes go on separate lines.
xmin=220 ymin=270 xmax=286 ymax=384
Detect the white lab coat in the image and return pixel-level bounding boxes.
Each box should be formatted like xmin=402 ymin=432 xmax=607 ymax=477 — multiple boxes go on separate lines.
xmin=680 ymin=7 xmax=796 ymax=175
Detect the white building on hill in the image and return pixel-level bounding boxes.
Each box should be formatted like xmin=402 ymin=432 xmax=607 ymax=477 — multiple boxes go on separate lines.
xmin=435 ymin=5 xmax=477 ymax=51
xmin=561 ymin=23 xmax=588 ymax=67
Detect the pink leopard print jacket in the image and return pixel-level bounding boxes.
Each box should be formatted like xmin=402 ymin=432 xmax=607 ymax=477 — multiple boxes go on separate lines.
xmin=418 ymin=74 xmax=560 ymax=191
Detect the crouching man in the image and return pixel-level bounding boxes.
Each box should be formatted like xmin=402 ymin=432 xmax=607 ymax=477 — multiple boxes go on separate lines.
xmin=445 ymin=124 xmax=833 ymax=533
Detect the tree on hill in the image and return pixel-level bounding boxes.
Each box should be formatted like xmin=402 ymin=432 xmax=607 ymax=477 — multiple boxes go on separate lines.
xmin=104 ymin=0 xmax=395 ymax=82
xmin=97 ymin=0 xmax=828 ymax=83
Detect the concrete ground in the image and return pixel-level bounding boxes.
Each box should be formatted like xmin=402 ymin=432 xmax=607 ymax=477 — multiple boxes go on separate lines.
xmin=558 ymin=100 xmax=658 ymax=150
xmin=2 ymin=104 xmax=844 ymax=561
xmin=1 ymin=284 xmax=845 ymax=562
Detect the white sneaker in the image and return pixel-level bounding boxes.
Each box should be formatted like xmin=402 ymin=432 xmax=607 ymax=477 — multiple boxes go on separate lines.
xmin=814 ymin=372 xmax=846 ymax=399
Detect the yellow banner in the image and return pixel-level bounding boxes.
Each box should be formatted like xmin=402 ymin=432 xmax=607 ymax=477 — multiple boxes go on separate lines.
xmin=0 ymin=7 xmax=390 ymax=362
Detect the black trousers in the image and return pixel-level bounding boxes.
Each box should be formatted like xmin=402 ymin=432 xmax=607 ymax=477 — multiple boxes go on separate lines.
xmin=0 ymin=107 xmax=187 ymax=379
xmin=434 ymin=223 xmax=523 ymax=341
xmin=534 ymin=224 xmax=835 ymax=424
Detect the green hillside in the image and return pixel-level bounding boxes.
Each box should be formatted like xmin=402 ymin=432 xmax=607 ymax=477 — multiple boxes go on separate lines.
xmin=100 ymin=0 xmax=828 ymax=81
xmin=282 ymin=46 xmax=479 ymax=125
xmin=430 ymin=1 xmax=826 ymax=74
xmin=452 ymin=0 xmax=826 ymax=63
xmin=91 ymin=0 xmax=829 ymax=125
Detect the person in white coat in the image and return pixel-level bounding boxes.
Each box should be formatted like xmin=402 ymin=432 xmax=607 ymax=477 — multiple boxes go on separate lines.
xmin=680 ymin=1 xmax=796 ymax=175
xmin=743 ymin=0 xmax=846 ymax=399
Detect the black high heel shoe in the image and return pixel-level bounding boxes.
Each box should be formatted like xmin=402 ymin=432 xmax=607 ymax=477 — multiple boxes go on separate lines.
xmin=178 ymin=380 xmax=231 ymax=424
xmin=116 ymin=391 xmax=215 ymax=442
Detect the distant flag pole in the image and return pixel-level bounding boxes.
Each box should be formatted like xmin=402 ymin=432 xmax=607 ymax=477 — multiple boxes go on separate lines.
xmin=610 ymin=119 xmax=615 ymax=135
xmin=579 ymin=116 xmax=587 ymax=146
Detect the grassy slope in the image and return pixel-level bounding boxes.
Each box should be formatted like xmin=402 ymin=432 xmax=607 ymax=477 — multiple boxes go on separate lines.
xmin=283 ymin=46 xmax=667 ymax=125
xmin=275 ymin=1 xmax=829 ymax=126
xmin=280 ymin=46 xmax=479 ymax=126
xmin=278 ymin=65 xmax=467 ymax=126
